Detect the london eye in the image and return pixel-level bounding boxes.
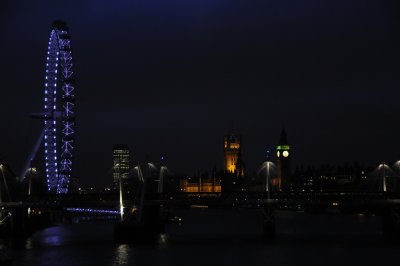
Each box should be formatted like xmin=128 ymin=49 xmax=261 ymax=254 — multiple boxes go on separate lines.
xmin=43 ymin=21 xmax=75 ymax=194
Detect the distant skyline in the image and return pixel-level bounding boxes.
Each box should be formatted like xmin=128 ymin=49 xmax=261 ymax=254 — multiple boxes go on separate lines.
xmin=1 ymin=1 xmax=400 ymax=188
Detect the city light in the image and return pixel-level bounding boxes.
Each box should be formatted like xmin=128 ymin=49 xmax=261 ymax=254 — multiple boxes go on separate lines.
xmin=65 ymin=208 xmax=120 ymax=215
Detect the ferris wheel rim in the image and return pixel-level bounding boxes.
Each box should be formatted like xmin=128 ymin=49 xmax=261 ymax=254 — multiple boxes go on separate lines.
xmin=43 ymin=21 xmax=75 ymax=194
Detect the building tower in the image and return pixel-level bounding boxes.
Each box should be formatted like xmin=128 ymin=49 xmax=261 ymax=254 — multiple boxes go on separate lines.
xmin=276 ymin=128 xmax=291 ymax=191
xmin=223 ymin=133 xmax=244 ymax=177
xmin=112 ymin=144 xmax=130 ymax=185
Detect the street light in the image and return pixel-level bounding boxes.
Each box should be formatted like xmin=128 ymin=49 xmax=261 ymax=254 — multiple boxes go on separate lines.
xmin=0 ymin=164 xmax=10 ymax=203
xmin=114 ymin=163 xmax=124 ymax=221
xmin=263 ymin=161 xmax=273 ymax=200
xmin=378 ymin=163 xmax=388 ymax=192
xmin=27 ymin=167 xmax=38 ymax=196
xmin=137 ymin=162 xmax=156 ymax=222
xmin=0 ymin=164 xmax=3 ymax=204
xmin=258 ymin=160 xmax=275 ymax=200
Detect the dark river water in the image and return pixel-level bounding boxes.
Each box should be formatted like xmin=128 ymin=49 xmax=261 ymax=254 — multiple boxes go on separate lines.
xmin=3 ymin=209 xmax=400 ymax=266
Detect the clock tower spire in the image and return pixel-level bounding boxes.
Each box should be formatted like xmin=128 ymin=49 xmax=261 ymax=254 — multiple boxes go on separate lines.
xmin=276 ymin=128 xmax=291 ymax=191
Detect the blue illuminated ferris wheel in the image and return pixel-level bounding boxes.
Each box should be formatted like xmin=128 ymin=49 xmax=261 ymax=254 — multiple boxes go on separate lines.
xmin=43 ymin=21 xmax=75 ymax=194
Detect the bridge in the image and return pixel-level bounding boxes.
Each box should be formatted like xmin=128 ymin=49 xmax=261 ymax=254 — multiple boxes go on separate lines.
xmin=1 ymin=187 xmax=400 ymax=240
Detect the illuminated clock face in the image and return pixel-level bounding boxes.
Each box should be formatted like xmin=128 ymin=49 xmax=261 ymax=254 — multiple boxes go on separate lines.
xmin=282 ymin=151 xmax=289 ymax=157
xmin=277 ymin=151 xmax=280 ymax=157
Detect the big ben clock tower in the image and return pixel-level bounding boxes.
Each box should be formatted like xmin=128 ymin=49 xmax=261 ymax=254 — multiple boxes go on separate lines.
xmin=223 ymin=133 xmax=244 ymax=177
xmin=276 ymin=128 xmax=291 ymax=191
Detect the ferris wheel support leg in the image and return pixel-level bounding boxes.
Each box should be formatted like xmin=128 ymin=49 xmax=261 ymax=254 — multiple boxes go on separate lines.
xmin=19 ymin=128 xmax=45 ymax=183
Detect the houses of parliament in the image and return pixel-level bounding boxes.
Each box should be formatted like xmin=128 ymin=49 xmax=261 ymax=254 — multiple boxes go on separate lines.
xmin=180 ymin=129 xmax=291 ymax=192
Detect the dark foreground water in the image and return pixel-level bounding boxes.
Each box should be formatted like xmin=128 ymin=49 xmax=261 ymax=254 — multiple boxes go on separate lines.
xmin=3 ymin=209 xmax=400 ymax=266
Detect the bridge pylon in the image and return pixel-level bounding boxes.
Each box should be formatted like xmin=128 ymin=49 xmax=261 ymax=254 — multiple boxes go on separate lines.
xmin=382 ymin=207 xmax=400 ymax=241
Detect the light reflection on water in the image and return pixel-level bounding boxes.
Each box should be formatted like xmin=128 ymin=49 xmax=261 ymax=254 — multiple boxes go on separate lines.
xmin=7 ymin=210 xmax=400 ymax=266
xmin=113 ymin=244 xmax=130 ymax=266
xmin=24 ymin=238 xmax=32 ymax=250
xmin=39 ymin=225 xmax=67 ymax=247
xmin=42 ymin=235 xmax=62 ymax=247
xmin=158 ymin=233 xmax=168 ymax=245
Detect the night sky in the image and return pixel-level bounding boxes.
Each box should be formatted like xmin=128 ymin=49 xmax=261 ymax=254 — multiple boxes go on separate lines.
xmin=1 ymin=0 xmax=400 ymax=188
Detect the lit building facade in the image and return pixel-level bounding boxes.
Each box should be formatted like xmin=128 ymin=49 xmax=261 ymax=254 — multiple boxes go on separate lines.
xmin=223 ymin=133 xmax=244 ymax=177
xmin=276 ymin=129 xmax=291 ymax=191
xmin=181 ymin=177 xmax=221 ymax=193
xmin=112 ymin=144 xmax=130 ymax=184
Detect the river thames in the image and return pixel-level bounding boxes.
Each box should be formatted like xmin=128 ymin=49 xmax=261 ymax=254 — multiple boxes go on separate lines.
xmin=4 ymin=209 xmax=400 ymax=266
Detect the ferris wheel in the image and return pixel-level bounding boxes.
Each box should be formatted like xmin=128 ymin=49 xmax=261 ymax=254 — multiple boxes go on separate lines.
xmin=43 ymin=21 xmax=76 ymax=194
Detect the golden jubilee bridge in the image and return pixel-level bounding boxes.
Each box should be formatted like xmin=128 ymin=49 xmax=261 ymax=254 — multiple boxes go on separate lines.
xmin=1 ymin=187 xmax=400 ymax=241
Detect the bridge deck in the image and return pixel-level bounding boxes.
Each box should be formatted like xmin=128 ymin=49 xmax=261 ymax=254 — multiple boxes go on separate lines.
xmin=1 ymin=192 xmax=400 ymax=213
